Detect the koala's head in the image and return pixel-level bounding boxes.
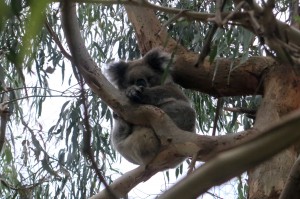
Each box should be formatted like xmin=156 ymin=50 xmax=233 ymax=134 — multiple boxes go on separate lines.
xmin=107 ymin=48 xmax=173 ymax=90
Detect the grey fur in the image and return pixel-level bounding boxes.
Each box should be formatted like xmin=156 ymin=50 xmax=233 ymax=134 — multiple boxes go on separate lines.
xmin=107 ymin=48 xmax=196 ymax=165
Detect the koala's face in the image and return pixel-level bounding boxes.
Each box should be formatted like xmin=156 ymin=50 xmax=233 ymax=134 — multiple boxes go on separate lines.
xmin=124 ymin=62 xmax=163 ymax=88
xmin=107 ymin=48 xmax=172 ymax=90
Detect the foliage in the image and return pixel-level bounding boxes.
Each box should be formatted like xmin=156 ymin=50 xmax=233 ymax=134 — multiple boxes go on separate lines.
xmin=0 ymin=0 xmax=293 ymax=198
xmin=237 ymin=175 xmax=248 ymax=199
xmin=0 ymin=2 xmax=124 ymax=198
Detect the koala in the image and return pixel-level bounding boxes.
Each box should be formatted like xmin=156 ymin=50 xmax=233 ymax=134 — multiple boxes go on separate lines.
xmin=107 ymin=48 xmax=196 ymax=166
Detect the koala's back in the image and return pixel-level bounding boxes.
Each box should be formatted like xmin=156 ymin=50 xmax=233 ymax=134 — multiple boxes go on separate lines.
xmin=159 ymin=98 xmax=196 ymax=132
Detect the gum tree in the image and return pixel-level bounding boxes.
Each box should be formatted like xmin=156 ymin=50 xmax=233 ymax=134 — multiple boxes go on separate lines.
xmin=0 ymin=0 xmax=300 ymax=198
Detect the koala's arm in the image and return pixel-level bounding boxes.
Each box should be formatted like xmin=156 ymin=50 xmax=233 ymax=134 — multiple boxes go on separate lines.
xmin=126 ymin=83 xmax=189 ymax=105
xmin=126 ymin=83 xmax=196 ymax=132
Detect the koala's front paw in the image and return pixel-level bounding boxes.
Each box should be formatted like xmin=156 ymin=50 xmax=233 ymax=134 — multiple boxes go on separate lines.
xmin=126 ymin=85 xmax=144 ymax=102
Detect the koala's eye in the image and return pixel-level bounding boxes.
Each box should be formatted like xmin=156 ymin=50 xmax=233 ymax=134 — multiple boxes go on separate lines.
xmin=136 ymin=79 xmax=147 ymax=87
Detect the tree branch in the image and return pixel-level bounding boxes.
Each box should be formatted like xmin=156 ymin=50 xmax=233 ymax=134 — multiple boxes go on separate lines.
xmin=123 ymin=2 xmax=273 ymax=96
xmin=0 ymin=94 xmax=9 ymax=152
xmin=90 ymin=166 xmax=154 ymax=199
xmin=0 ymin=85 xmax=12 ymax=152
xmin=159 ymin=109 xmax=300 ymax=199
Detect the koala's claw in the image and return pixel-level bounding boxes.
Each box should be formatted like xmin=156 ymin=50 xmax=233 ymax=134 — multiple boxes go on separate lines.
xmin=126 ymin=85 xmax=144 ymax=102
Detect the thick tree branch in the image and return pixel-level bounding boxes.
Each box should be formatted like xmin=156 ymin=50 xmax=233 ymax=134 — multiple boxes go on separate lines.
xmin=159 ymin=109 xmax=300 ymax=199
xmin=90 ymin=166 xmax=155 ymax=199
xmin=61 ymin=2 xmax=126 ymax=112
xmin=172 ymin=54 xmax=271 ymax=96
xmin=124 ymin=3 xmax=273 ymax=96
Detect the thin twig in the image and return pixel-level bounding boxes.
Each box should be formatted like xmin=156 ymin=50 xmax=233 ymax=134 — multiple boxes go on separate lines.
xmin=45 ymin=19 xmax=73 ymax=61
xmin=221 ymin=1 xmax=246 ymax=25
xmin=162 ymin=9 xmax=189 ymax=28
xmin=212 ymin=98 xmax=223 ymax=136
xmin=195 ymin=0 xmax=226 ymax=67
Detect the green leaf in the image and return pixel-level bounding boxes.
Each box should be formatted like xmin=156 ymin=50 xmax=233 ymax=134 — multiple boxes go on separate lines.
xmin=4 ymin=146 xmax=13 ymax=163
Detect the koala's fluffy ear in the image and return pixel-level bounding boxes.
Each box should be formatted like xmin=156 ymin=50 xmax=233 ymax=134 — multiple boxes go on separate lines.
xmin=107 ymin=61 xmax=128 ymax=89
xmin=143 ymin=48 xmax=172 ymax=72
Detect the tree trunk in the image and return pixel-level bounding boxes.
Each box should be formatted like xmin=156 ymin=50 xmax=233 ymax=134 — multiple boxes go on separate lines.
xmin=249 ymin=66 xmax=300 ymax=198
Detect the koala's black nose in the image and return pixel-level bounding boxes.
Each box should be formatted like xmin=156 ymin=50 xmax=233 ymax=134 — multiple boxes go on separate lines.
xmin=135 ymin=79 xmax=147 ymax=87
